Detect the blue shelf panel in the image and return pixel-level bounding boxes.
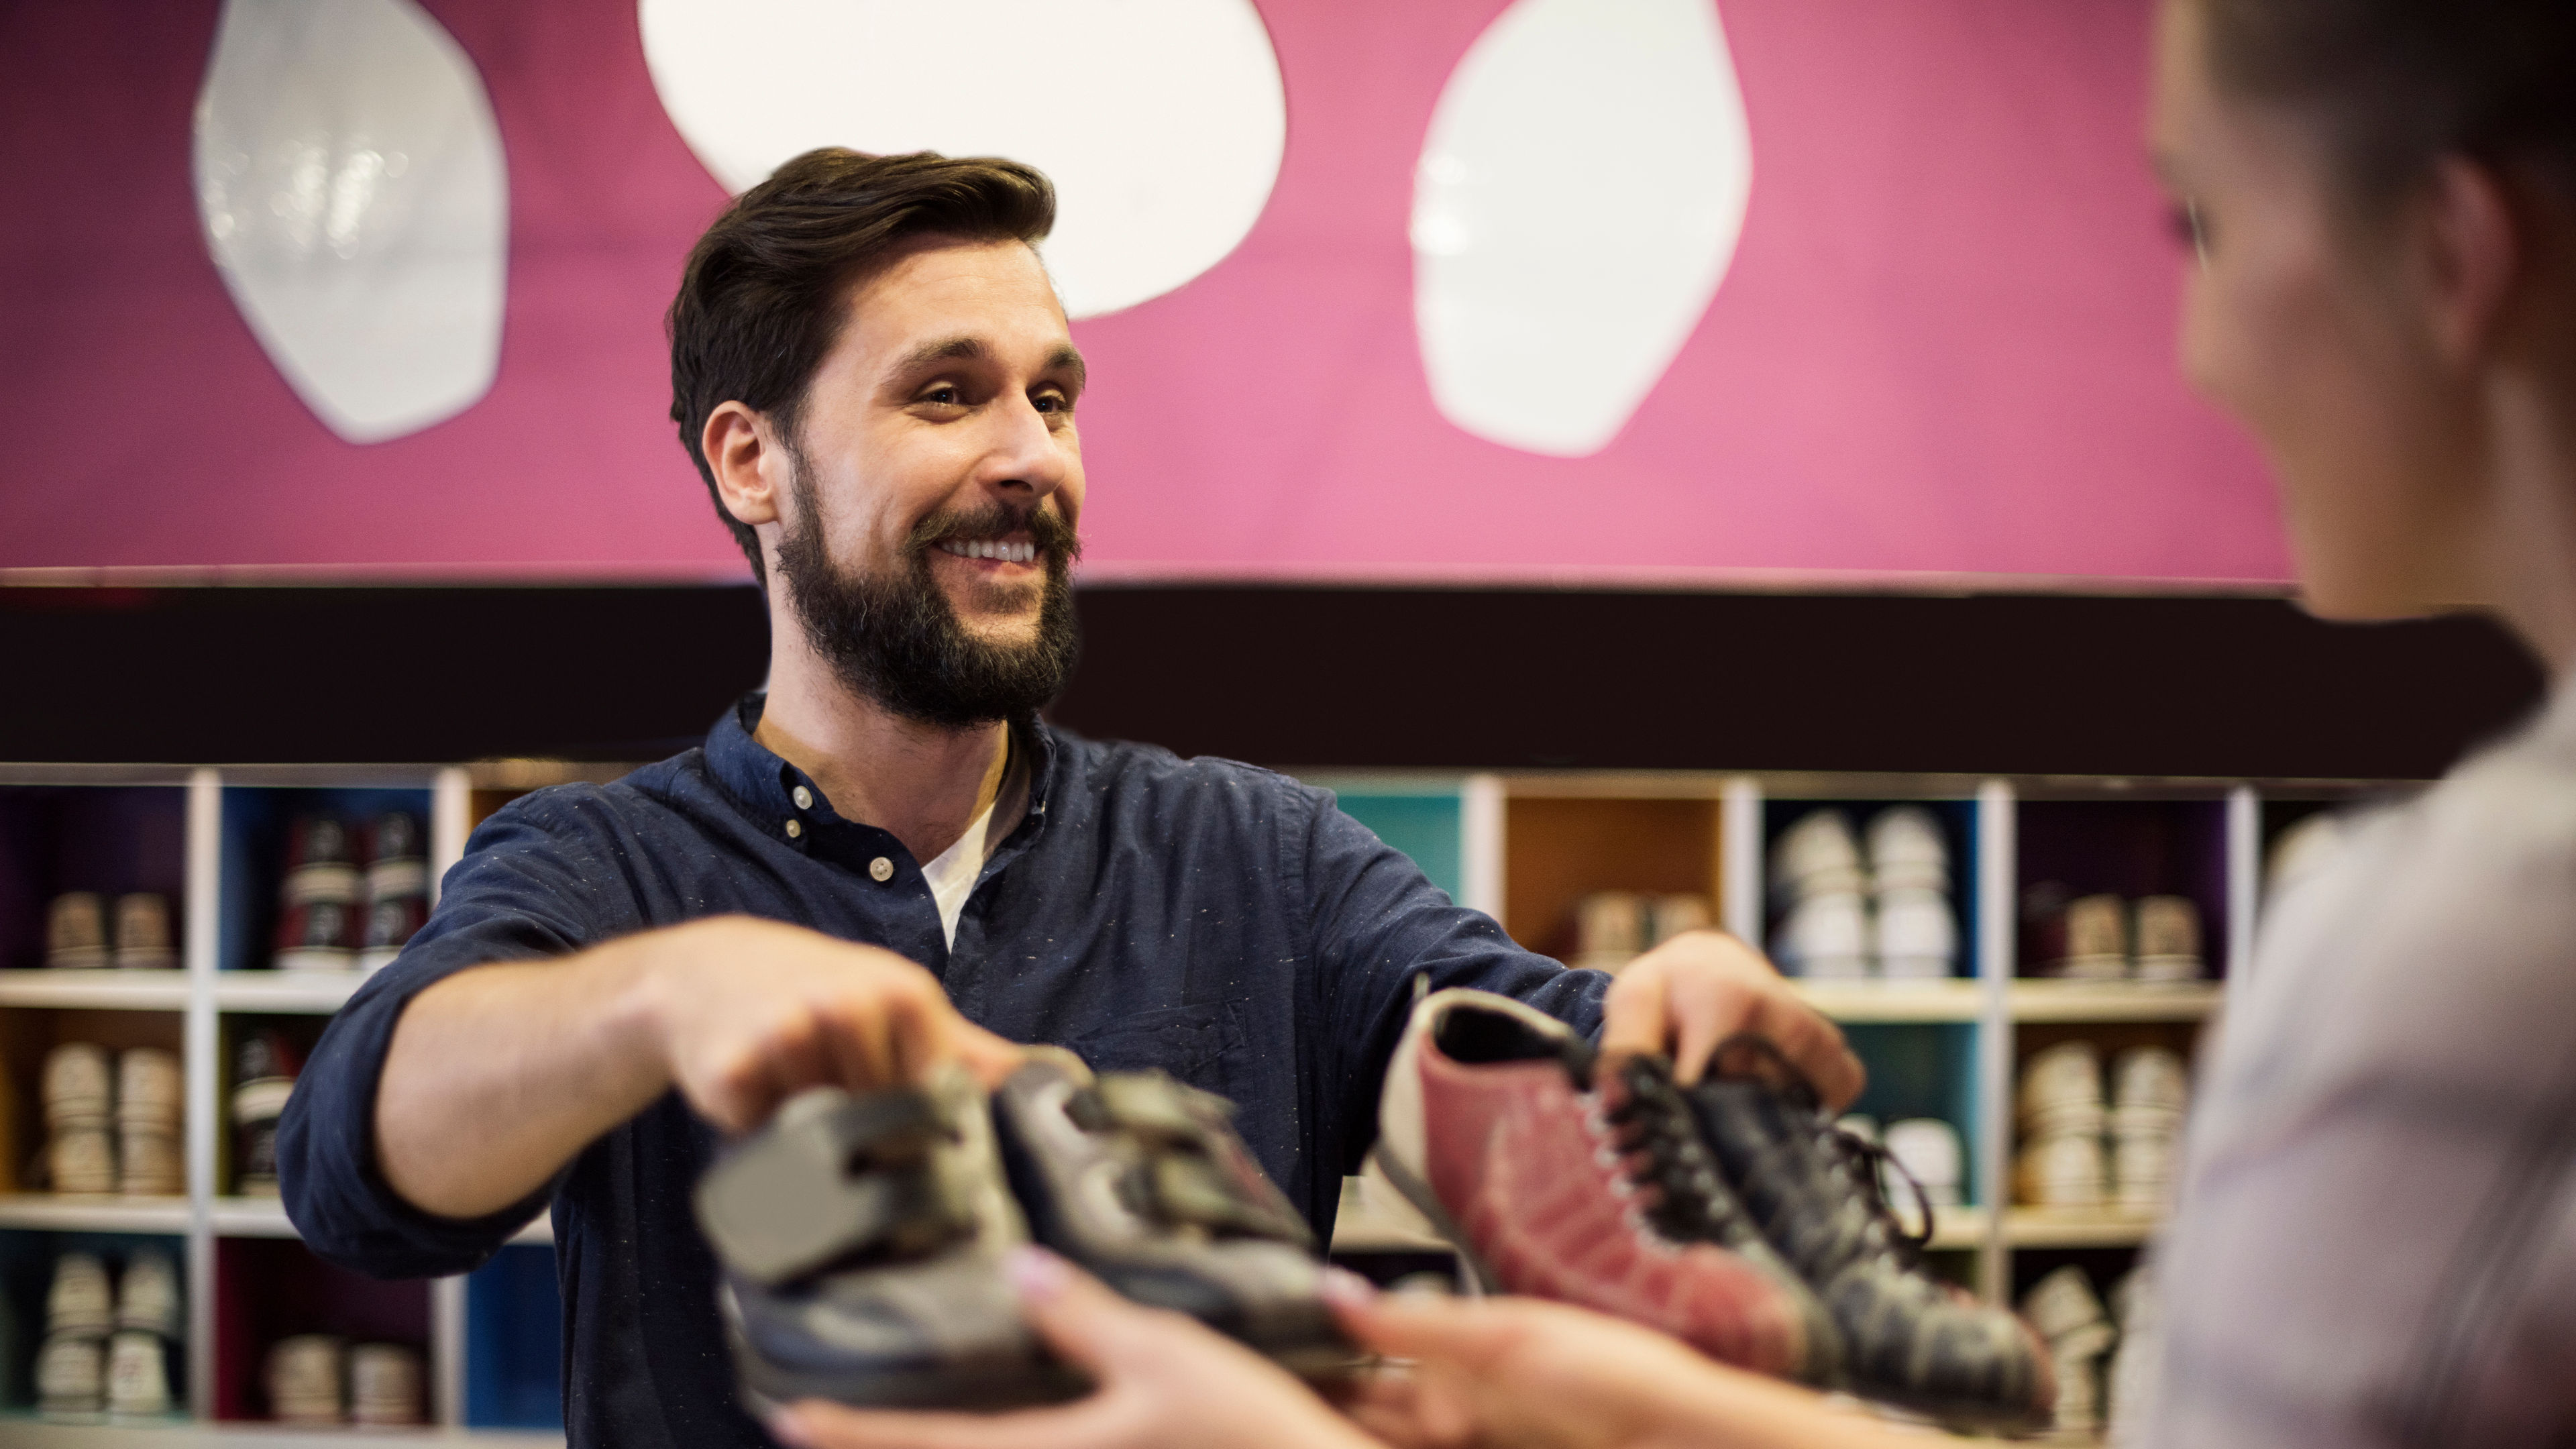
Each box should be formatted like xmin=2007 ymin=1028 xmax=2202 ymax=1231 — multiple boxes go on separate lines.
xmin=466 ymin=1242 xmax=562 ymax=1431
xmin=219 ymin=786 xmax=431 ymax=975
xmin=1842 ymin=1022 xmax=1984 ymax=1209
xmin=1328 ymin=791 xmax=1465 ymax=904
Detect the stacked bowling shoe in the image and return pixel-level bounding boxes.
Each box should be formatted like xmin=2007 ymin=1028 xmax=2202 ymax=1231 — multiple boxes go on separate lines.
xmin=274 ymin=816 xmax=362 ymax=970
xmin=43 ymin=1044 xmax=117 ymax=1194
xmin=2019 ymin=1265 xmax=2118 ymax=1439
xmin=1768 ymin=812 xmax=1871 ymax=979
xmin=113 ymin=894 xmax=178 ymax=971
xmin=2030 ymin=892 xmax=2205 ymax=983
xmin=1864 ymin=807 xmax=1959 ymax=980
xmin=2014 ymin=1044 xmax=2108 ymax=1210
xmin=45 ymin=893 xmax=111 ymax=969
xmin=232 ymin=1030 xmax=303 ymax=1195
xmin=351 ymin=1342 xmax=425 ymax=1425
xmin=267 ymin=1334 xmax=346 ymax=1424
xmin=2108 ymin=1047 xmax=2190 ymax=1211
xmin=358 ymin=811 xmax=429 ymax=973
xmin=118 ymin=1049 xmax=184 ymax=1196
xmin=38 ymin=1248 xmax=181 ymax=1419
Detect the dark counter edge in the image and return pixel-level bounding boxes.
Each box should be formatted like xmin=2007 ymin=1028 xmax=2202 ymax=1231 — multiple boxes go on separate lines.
xmin=0 ymin=582 xmax=2543 ymax=782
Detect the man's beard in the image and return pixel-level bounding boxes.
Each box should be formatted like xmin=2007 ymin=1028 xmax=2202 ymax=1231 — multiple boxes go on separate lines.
xmin=771 ymin=456 xmax=1081 ymax=731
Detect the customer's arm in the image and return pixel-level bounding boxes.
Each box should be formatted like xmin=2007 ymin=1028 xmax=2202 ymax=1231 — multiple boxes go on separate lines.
xmin=375 ymin=914 xmax=1022 ymax=1220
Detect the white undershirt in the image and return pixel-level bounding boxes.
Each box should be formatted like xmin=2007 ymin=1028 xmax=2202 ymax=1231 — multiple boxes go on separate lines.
xmin=919 ymin=794 xmax=1000 ymax=948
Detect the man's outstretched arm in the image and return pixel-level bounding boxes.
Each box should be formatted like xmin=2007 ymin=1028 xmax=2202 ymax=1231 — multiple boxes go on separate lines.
xmin=375 ymin=914 xmax=1022 ymax=1220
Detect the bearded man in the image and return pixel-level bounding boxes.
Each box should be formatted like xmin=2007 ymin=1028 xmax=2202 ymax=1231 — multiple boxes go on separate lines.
xmin=278 ymin=149 xmax=1859 ymax=1448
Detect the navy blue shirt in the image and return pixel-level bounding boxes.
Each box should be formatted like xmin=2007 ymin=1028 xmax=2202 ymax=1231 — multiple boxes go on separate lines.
xmin=279 ymin=697 xmax=1605 ymax=1448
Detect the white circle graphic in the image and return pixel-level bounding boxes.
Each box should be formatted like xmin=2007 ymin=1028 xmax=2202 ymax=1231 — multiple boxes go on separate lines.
xmin=640 ymin=0 xmax=1286 ymax=320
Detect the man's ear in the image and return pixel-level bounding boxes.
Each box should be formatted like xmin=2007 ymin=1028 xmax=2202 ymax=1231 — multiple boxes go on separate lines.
xmin=704 ymin=402 xmax=783 ymax=528
xmin=2413 ymin=156 xmax=2522 ymax=370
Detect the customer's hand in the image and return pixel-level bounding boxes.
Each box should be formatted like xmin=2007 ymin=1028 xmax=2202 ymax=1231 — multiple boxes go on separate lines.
xmin=769 ymin=1248 xmax=1383 ymax=1449
xmin=1596 ymin=930 xmax=1863 ymax=1108
xmin=1338 ymin=1287 xmax=1900 ymax=1449
xmin=639 ymin=915 xmax=1024 ymax=1132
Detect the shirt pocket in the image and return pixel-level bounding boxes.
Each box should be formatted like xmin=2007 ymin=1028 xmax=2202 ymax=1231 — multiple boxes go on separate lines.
xmin=1065 ymin=1000 xmax=1250 ymax=1097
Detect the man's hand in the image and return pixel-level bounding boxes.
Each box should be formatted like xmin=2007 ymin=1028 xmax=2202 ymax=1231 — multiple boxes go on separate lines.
xmin=1596 ymin=930 xmax=1864 ymax=1109
xmin=638 ymin=916 xmax=1024 ymax=1132
xmin=378 ymin=915 xmax=1022 ymax=1219
xmin=771 ymin=1249 xmax=1379 ymax=1449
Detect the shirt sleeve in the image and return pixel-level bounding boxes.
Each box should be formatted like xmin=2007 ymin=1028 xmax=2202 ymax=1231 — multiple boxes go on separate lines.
xmin=278 ymin=788 xmax=646 ymax=1279
xmin=1296 ymin=788 xmax=1609 ymax=1175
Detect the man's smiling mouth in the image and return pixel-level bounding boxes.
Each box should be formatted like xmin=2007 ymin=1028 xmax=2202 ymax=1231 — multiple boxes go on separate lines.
xmin=935 ymin=538 xmax=1038 ymax=564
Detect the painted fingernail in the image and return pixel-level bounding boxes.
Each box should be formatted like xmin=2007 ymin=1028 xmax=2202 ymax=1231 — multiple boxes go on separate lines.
xmin=1004 ymin=1244 xmax=1071 ymax=1301
xmin=1319 ymin=1267 xmax=1379 ymax=1306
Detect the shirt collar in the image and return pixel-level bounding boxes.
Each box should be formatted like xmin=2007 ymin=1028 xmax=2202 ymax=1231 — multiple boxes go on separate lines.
xmin=704 ymin=693 xmax=1057 ymax=852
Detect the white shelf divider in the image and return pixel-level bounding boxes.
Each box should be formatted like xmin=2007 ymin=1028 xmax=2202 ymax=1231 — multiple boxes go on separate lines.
xmin=1974 ymin=780 xmax=2016 ymax=1304
xmin=186 ymin=767 xmax=223 ymax=1423
xmin=1721 ymin=776 xmax=1762 ymax=943
xmin=2228 ymin=784 xmax=2261 ymax=985
xmin=1460 ymin=773 xmax=1505 ymax=920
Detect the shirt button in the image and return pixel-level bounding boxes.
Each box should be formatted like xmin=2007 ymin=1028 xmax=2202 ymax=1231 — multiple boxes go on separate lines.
xmin=792 ymin=786 xmax=813 ymax=810
xmin=869 ymin=857 xmax=894 ymax=882
xmin=784 ymin=819 xmax=802 ymax=839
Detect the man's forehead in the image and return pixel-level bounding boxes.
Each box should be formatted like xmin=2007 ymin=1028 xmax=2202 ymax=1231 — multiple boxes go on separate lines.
xmin=843 ymin=241 xmax=1077 ymax=372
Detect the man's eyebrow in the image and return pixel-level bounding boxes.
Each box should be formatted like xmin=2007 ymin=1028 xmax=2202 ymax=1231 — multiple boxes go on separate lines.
xmin=883 ymin=335 xmax=1086 ymax=392
xmin=889 ymin=335 xmax=988 ymax=378
xmin=1049 ymin=343 xmax=1088 ymax=394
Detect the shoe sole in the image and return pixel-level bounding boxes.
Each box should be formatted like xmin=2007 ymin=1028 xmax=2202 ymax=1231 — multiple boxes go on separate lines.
xmin=729 ymin=1338 xmax=1091 ymax=1415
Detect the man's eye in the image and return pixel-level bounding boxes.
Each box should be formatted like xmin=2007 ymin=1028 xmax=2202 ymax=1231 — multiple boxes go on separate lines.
xmin=1034 ymin=393 xmax=1069 ymax=414
xmin=922 ymin=386 xmax=960 ymax=406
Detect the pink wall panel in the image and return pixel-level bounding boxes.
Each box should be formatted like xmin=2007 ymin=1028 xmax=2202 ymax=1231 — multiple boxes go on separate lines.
xmin=0 ymin=0 xmax=2289 ymax=585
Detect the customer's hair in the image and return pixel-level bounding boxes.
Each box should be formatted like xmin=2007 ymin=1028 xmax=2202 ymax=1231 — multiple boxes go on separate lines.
xmin=667 ymin=149 xmax=1057 ymax=584
xmin=2198 ymin=0 xmax=2576 ymax=213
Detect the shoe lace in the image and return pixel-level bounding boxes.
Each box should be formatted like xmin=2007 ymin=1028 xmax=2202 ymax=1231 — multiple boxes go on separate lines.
xmin=1604 ymin=1055 xmax=1753 ymax=1245
xmin=1707 ymin=1033 xmax=1937 ymax=1262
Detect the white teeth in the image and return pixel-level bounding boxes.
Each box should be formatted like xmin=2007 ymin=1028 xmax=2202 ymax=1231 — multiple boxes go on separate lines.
xmin=637 ymin=0 xmax=1284 ymax=319
xmin=940 ymin=539 xmax=1036 ymax=562
xmin=1411 ymin=0 xmax=1754 ymax=457
xmin=193 ymin=0 xmax=508 ymax=443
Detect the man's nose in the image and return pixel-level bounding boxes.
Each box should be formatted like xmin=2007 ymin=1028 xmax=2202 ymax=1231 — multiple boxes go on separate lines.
xmin=977 ymin=394 xmax=1069 ymax=498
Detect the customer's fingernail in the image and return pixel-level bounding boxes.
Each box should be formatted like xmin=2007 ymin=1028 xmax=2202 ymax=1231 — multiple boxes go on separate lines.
xmin=765 ymin=1409 xmax=811 ymax=1447
xmin=1318 ymin=1267 xmax=1378 ymax=1306
xmin=1005 ymin=1244 xmax=1070 ymax=1301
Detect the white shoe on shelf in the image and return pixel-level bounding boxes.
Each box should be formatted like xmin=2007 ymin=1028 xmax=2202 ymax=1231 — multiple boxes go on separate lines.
xmin=1570 ymin=890 xmax=1645 ymax=974
xmin=48 ymin=1252 xmax=115 ymax=1338
xmin=112 ymin=893 xmax=179 ymax=971
xmin=1870 ymin=886 xmax=1956 ymax=979
xmin=2017 ymin=1042 xmax=2108 ymax=1137
xmin=106 ymin=1329 xmax=172 ymax=1417
xmin=2131 ymin=896 xmax=2204 ymax=981
xmin=1864 ymin=806 xmax=1950 ymax=894
xmin=116 ymin=1249 xmax=183 ymax=1338
xmin=1883 ymin=1118 xmax=1966 ymax=1210
xmin=38 ymin=1332 xmax=107 ymax=1417
xmin=1770 ymin=888 xmax=1870 ymax=979
xmin=1769 ymin=809 xmax=1866 ymax=906
xmin=46 ymin=893 xmax=111 ymax=970
xmin=2015 ymin=1130 xmax=2108 ymax=1210
xmin=2043 ymin=894 xmax=2130 ymax=980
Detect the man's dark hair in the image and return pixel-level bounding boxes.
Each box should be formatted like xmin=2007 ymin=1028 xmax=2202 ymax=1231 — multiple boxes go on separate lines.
xmin=666 ymin=149 xmax=1057 ymax=584
xmin=2198 ymin=0 xmax=2576 ymax=212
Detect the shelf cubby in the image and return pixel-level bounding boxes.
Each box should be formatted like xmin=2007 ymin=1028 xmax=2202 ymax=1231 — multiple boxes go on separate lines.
xmin=0 ymin=1228 xmax=191 ymax=1416
xmin=1761 ymin=793 xmax=1980 ymax=981
xmin=2014 ymin=796 xmax=2232 ymax=983
xmin=212 ymin=1237 xmax=431 ymax=1425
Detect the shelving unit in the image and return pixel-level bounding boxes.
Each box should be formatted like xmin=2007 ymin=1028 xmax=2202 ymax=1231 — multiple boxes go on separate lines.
xmin=0 ymin=760 xmax=2403 ymax=1444
xmin=1316 ymin=769 xmax=2399 ymax=1308
xmin=0 ymin=765 xmax=563 ymax=1446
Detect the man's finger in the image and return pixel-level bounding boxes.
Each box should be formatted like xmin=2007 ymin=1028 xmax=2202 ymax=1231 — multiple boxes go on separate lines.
xmin=1595 ymin=962 xmax=1672 ymax=1064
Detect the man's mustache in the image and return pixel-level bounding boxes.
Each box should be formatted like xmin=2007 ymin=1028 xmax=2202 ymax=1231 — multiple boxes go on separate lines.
xmin=902 ymin=500 xmax=1083 ymax=563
